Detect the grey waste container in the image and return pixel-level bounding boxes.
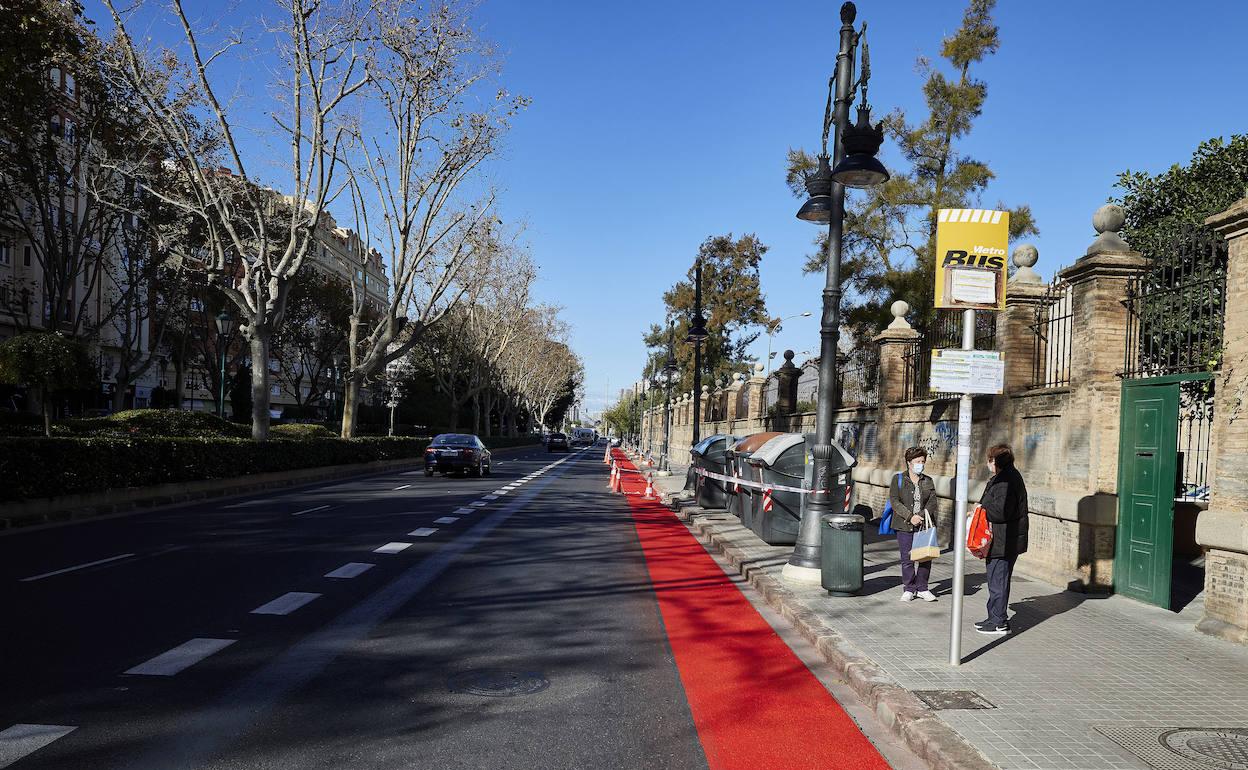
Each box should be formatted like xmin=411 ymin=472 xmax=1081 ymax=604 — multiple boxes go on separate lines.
xmin=747 ymin=433 xmax=809 ymax=545
xmin=726 ymin=432 xmax=783 ymax=530
xmin=691 ymin=434 xmax=737 ymax=510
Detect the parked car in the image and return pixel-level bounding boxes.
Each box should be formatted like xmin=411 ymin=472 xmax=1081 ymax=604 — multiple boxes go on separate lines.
xmin=547 ymin=432 xmax=570 ymax=452
xmin=424 ymin=433 xmax=492 ymax=477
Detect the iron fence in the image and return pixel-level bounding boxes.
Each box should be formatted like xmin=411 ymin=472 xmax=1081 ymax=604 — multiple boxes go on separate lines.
xmin=1178 ymin=379 xmax=1215 ymax=502
xmin=903 ymin=310 xmax=997 ymax=401
xmin=1122 ymin=229 xmax=1228 ymax=379
xmin=838 ymin=347 xmax=880 ymax=409
xmin=1030 ymin=276 xmax=1073 ymax=388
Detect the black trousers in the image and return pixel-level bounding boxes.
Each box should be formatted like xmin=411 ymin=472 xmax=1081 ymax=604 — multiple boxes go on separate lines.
xmin=985 ymin=554 xmax=1018 ymax=626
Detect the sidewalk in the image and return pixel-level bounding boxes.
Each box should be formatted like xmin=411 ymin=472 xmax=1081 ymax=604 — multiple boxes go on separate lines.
xmin=646 ymin=462 xmax=1248 ymax=770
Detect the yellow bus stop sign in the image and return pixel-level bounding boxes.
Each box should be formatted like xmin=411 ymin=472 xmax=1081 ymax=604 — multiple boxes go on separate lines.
xmin=934 ymin=208 xmax=1010 ymax=311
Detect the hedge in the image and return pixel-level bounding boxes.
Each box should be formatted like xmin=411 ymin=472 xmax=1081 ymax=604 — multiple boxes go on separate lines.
xmin=0 ymin=436 xmax=430 ymax=502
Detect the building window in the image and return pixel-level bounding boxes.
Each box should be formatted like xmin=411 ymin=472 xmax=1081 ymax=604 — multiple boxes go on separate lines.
xmin=0 ymin=242 xmax=10 ymax=266
xmin=64 ymin=73 xmax=75 ymax=98
xmin=23 ymin=246 xmax=31 ymax=266
xmin=64 ymin=118 xmax=75 ymax=144
xmin=190 ymin=298 xmax=204 ymax=312
xmin=49 ymin=67 xmax=60 ymax=88
xmin=270 ymin=384 xmax=280 ymax=396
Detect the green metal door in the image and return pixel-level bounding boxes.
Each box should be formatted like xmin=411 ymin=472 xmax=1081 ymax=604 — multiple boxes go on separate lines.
xmin=1115 ymin=381 xmax=1180 ymax=608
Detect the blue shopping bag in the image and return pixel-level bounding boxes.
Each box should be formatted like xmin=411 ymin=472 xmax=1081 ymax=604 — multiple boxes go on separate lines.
xmin=878 ymin=472 xmax=901 ymax=536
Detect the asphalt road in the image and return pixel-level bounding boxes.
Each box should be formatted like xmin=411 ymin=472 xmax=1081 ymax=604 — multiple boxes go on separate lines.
xmin=0 ymin=445 xmax=920 ymax=770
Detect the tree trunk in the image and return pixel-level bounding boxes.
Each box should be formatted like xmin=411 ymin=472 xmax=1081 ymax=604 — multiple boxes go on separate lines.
xmin=173 ymin=360 xmax=185 ymax=410
xmin=471 ymin=392 xmax=480 ymax=436
xmin=41 ymin=385 xmax=51 ymax=437
xmin=249 ymin=331 xmax=272 ymax=441
xmin=340 ymin=376 xmax=361 ymax=438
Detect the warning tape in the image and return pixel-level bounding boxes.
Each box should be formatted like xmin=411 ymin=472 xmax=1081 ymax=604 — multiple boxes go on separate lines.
xmin=693 ymin=467 xmax=810 ymax=495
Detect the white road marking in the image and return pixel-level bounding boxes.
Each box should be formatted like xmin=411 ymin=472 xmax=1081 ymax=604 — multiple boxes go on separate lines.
xmin=374 ymin=542 xmax=412 ymax=555
xmin=125 ymin=638 xmax=237 ymax=676
xmin=409 ymin=527 xmax=438 ymax=537
xmin=291 ymin=504 xmax=331 ymax=517
xmin=19 ymin=553 xmax=137 ymax=583
xmin=394 ymin=484 xmax=412 ymax=491
xmin=470 ymin=501 xmax=488 ymax=507
xmin=453 ymin=507 xmax=474 ymax=514
xmin=492 ymin=490 xmax=509 ymax=496
xmin=223 ymin=500 xmax=268 ymax=508
xmin=0 ymin=724 xmax=77 ymax=768
xmin=502 ymin=484 xmax=519 ymax=489
xmin=483 ymin=494 xmax=499 ymax=500
xmin=251 ymin=592 xmax=321 ymax=616
xmin=325 ymin=563 xmax=374 ymax=579
xmin=433 ymin=517 xmax=459 ymax=525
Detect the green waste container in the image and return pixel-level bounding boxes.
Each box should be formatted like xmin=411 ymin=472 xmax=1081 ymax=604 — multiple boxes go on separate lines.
xmin=821 ymin=512 xmax=864 ymax=596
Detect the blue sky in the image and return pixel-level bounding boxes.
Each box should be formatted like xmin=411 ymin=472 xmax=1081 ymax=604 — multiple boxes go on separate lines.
xmin=88 ymin=1 xmax=1248 ymax=415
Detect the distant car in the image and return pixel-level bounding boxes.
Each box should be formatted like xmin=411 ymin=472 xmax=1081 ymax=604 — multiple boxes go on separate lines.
xmin=424 ymin=433 xmax=492 ymax=477
xmin=610 ymin=437 xmax=621 ymax=447
xmin=547 ymin=432 xmax=569 ymax=452
xmin=570 ymin=427 xmax=596 ymax=448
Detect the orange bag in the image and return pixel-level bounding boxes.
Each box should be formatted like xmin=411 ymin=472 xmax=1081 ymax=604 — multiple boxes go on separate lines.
xmin=967 ymin=505 xmax=993 ymax=559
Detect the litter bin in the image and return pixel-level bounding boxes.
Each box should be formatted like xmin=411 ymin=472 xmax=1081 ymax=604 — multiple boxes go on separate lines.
xmin=747 ymin=433 xmax=811 ymax=545
xmin=821 ymin=513 xmax=864 ymax=595
xmin=690 ymin=434 xmax=737 ymax=510
xmin=726 ymin=432 xmax=783 ymax=529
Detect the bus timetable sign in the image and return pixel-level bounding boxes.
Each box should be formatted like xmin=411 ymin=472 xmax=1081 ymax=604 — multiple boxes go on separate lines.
xmin=934 ymin=208 xmax=1010 ymax=311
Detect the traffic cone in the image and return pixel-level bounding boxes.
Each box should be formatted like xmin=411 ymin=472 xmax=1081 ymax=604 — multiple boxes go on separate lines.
xmin=603 ymin=442 xmax=611 ymax=464
xmin=612 ymin=464 xmax=622 ymax=493
xmin=643 ymin=472 xmax=655 ymax=500
xmin=608 ymin=460 xmax=617 ymax=489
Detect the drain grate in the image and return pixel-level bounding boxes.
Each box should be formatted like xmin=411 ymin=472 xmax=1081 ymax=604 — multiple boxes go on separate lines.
xmin=447 ymin=669 xmax=550 ymax=698
xmin=1097 ymin=727 xmax=1248 ymax=770
xmin=911 ymin=690 xmax=996 ymax=710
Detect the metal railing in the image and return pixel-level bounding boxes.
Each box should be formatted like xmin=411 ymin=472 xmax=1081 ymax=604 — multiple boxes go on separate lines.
xmin=903 ymin=310 xmax=997 ymax=401
xmin=838 ymin=348 xmax=880 ymax=409
xmin=1030 ymin=276 xmax=1073 ymax=388
xmin=1178 ymin=379 xmax=1215 ymax=502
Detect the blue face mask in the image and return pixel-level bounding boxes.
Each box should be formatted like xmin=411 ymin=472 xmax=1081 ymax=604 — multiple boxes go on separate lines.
xmin=912 ymin=462 xmax=925 ymax=475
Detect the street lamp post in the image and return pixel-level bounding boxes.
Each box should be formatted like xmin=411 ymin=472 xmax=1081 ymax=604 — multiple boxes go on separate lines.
xmin=687 ymin=258 xmax=709 ymax=448
xmin=661 ymin=320 xmax=678 ymax=473
xmin=214 ymin=311 xmax=235 ymax=419
xmin=784 ymin=1 xmax=889 ymax=584
xmin=766 ymin=311 xmax=813 ymax=378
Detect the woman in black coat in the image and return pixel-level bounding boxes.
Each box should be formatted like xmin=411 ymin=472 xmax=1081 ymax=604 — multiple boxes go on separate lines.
xmin=976 ymin=444 xmax=1028 ymax=636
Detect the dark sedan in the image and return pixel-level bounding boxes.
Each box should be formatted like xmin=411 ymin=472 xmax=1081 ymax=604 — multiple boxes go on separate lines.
xmin=546 ymin=432 xmax=569 ymax=452
xmin=424 ymin=434 xmax=492 ymax=477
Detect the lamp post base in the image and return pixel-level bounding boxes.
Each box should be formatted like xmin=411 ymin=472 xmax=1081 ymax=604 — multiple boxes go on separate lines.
xmin=781 ymin=563 xmax=822 ymax=585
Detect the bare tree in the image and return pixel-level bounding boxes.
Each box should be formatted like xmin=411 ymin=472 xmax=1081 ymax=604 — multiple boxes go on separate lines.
xmin=101 ymin=0 xmax=369 ymax=439
xmin=337 ymin=0 xmax=527 ymax=437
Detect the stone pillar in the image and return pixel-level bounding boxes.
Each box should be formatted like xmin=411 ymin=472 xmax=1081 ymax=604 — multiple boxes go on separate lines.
xmin=774 ymin=350 xmax=799 ymax=417
xmin=725 ymin=373 xmax=746 ymax=421
xmin=1198 ymin=195 xmax=1248 ymax=643
xmin=1002 ymin=244 xmax=1049 ymax=393
xmin=873 ymin=300 xmax=919 ymax=405
xmin=1057 ymin=205 xmax=1149 ymax=494
xmin=744 ymin=363 xmax=767 ymax=421
xmin=700 ymin=385 xmax=712 ymax=423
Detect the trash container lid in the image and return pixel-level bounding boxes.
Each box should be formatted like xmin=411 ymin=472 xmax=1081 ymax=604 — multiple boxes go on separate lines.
xmin=691 ymin=434 xmax=735 ymax=457
xmin=748 ymin=433 xmax=806 ymax=467
xmin=729 ymin=431 xmax=783 ymax=455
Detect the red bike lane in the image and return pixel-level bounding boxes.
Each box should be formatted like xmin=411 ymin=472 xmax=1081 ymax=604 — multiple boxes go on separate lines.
xmin=610 ymin=449 xmax=892 ymax=770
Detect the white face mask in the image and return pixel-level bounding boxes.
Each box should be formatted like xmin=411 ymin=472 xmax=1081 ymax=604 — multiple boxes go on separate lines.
xmin=911 ymin=461 xmax=925 ymax=475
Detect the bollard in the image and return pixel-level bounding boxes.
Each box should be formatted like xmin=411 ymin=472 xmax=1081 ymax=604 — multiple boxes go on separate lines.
xmin=643 ymin=473 xmax=655 ymax=500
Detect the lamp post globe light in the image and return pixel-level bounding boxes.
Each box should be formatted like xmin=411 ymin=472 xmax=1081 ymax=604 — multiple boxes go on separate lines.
xmin=686 ymin=258 xmax=709 ymax=448
xmin=784 ymin=0 xmax=889 ymax=585
xmin=214 ymin=310 xmax=235 ymax=419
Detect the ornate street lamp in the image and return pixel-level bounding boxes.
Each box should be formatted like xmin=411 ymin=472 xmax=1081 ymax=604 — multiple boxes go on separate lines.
xmin=214 ymin=310 xmax=235 ymax=419
xmin=786 ymin=1 xmax=889 ymax=584
xmin=686 ymin=258 xmax=709 ymax=448
xmin=660 ymin=320 xmax=679 ymax=472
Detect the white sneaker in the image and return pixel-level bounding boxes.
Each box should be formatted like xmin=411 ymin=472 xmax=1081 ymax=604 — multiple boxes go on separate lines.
xmin=900 ymin=591 xmax=915 ymax=602
xmin=917 ymin=590 xmax=938 ymax=602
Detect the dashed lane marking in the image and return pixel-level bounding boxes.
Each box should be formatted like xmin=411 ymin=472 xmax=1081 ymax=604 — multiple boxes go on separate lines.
xmin=251 ymin=592 xmax=322 ymax=616
xmin=222 ymin=500 xmax=268 ymax=509
xmin=291 ymin=505 xmax=332 ymax=517
xmin=453 ymin=507 xmax=474 ymax=515
xmin=19 ymin=553 xmax=137 ymax=583
xmin=408 ymin=528 xmax=438 ymax=537
xmin=0 ymin=724 xmax=77 ymax=768
xmin=125 ymin=638 xmax=237 ymax=677
xmin=470 ymin=501 xmax=488 ymax=507
xmin=325 ymin=563 xmax=374 ymax=579
xmin=393 ymin=484 xmax=412 ymax=491
xmin=374 ymin=542 xmax=412 ymax=555
xmin=433 ymin=517 xmax=459 ymax=525
xmin=483 ymin=495 xmax=499 ymax=501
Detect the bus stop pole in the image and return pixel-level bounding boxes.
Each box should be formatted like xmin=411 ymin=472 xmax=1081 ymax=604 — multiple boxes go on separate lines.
xmin=949 ymin=307 xmax=975 ymax=666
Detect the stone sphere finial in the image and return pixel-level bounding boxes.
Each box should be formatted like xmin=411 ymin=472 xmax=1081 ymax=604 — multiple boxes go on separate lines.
xmin=887 ymin=300 xmax=912 ymax=330
xmin=752 ymin=362 xmax=766 ymax=377
xmin=701 ymin=384 xmax=710 ymax=394
xmin=1086 ymin=204 xmax=1131 ymax=256
xmin=1011 ymin=244 xmax=1042 ymax=284
xmin=733 ymin=371 xmax=746 ymax=383
xmin=1093 ymin=204 xmax=1126 ymax=234
xmin=784 ymin=349 xmax=795 ymax=362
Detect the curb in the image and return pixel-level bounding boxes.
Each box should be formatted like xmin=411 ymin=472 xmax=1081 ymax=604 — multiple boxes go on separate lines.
xmin=1 ymin=443 xmax=540 ymax=533
xmin=672 ymin=501 xmax=999 ymax=770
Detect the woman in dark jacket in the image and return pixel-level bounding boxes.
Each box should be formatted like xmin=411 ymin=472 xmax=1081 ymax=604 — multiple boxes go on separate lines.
xmin=889 ymin=446 xmax=939 ymax=602
xmin=976 ymin=443 xmax=1029 ymax=635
